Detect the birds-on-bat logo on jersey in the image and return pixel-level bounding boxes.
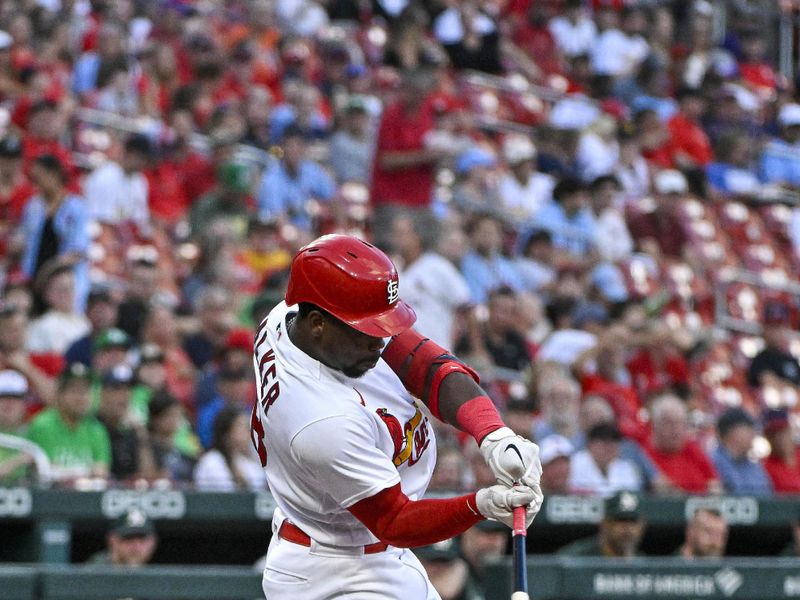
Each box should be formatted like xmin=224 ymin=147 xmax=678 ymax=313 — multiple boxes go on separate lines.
xmin=376 ymin=407 xmax=430 ymax=467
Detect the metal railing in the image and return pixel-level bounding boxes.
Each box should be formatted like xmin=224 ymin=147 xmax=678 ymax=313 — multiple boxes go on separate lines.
xmin=0 ymin=433 xmax=52 ymax=487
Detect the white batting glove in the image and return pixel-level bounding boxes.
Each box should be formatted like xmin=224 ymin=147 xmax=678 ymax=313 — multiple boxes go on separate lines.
xmin=480 ymin=427 xmax=543 ymax=488
xmin=475 ymin=484 xmax=544 ymax=529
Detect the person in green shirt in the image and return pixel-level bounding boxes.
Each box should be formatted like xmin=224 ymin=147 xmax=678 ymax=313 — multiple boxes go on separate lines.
xmin=557 ymin=491 xmax=646 ymax=558
xmin=0 ymin=369 xmax=34 ymax=483
xmin=27 ymin=362 xmax=111 ymax=483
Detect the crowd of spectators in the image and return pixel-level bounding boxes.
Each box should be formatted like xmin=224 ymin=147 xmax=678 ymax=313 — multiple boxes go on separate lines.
xmin=0 ymin=0 xmax=798 ymax=561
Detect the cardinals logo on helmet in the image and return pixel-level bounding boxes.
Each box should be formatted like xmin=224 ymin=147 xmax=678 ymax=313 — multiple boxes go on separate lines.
xmin=376 ymin=407 xmax=430 ymax=467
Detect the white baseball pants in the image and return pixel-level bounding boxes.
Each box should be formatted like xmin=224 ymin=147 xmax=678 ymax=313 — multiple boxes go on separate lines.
xmin=261 ymin=534 xmax=441 ymax=599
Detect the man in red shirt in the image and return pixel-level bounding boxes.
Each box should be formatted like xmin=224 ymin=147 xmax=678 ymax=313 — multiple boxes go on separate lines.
xmin=643 ymin=393 xmax=721 ymax=494
xmin=0 ymin=135 xmax=34 ymax=255
xmin=370 ymin=69 xmax=447 ymax=250
xmin=626 ymin=170 xmax=689 ymax=259
xmin=667 ymin=88 xmax=713 ymax=169
xmin=20 ymin=100 xmax=76 ymax=187
xmin=763 ymin=409 xmax=800 ymax=493
xmin=738 ymin=30 xmax=778 ymax=101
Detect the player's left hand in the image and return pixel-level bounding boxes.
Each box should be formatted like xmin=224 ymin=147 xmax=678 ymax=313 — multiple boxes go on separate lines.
xmin=480 ymin=427 xmax=542 ymax=488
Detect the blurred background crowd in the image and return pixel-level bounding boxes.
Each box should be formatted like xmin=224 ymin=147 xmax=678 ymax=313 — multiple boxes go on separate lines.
xmin=1 ymin=0 xmax=800 ymax=576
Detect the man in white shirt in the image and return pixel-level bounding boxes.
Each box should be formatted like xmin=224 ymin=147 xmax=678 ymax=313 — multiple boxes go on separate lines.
xmin=83 ymin=134 xmax=152 ymax=234
xmin=498 ymin=135 xmax=554 ymax=223
xmin=26 ymin=263 xmax=90 ymax=354
xmin=569 ymin=422 xmax=642 ymax=497
xmin=549 ymin=0 xmax=597 ymax=58
xmin=392 ymin=212 xmax=471 ymax=350
xmin=589 ymin=175 xmax=633 ymax=262
xmin=591 ymin=6 xmax=650 ymax=78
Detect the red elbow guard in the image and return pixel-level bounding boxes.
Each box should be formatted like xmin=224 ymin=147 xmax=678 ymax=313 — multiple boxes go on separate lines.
xmin=382 ymin=329 xmax=479 ymax=419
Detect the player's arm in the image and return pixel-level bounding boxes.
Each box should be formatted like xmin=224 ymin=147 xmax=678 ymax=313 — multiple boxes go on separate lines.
xmin=291 ymin=416 xmax=541 ymax=547
xmin=347 ymin=481 xmax=539 ymax=548
xmin=382 ymin=328 xmax=542 ymax=488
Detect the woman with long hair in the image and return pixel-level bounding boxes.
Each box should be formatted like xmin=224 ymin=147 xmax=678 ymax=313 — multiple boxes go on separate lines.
xmin=193 ymin=406 xmax=265 ymax=491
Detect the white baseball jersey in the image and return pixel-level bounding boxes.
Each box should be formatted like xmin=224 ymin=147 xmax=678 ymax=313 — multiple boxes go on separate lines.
xmin=251 ymin=301 xmax=437 ymax=547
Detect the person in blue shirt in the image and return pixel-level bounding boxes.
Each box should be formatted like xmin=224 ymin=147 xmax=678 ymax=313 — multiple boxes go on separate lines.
xmin=72 ymin=23 xmax=126 ymax=97
xmin=711 ymin=408 xmax=773 ymax=496
xmin=196 ymin=365 xmax=253 ymax=449
xmin=460 ymin=213 xmax=524 ymax=304
xmin=527 ymin=177 xmax=598 ymax=258
xmin=256 ymin=126 xmax=336 ymax=232
xmin=706 ymin=131 xmax=762 ymax=197
xmin=17 ymin=154 xmax=90 ymax=311
xmin=759 ymin=103 xmax=800 ymax=189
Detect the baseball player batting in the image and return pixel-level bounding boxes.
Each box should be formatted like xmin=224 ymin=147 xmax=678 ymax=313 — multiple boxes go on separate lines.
xmin=251 ymin=234 xmax=543 ymax=599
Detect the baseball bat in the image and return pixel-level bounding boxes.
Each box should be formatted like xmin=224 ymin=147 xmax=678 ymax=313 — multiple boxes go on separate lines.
xmin=511 ymin=505 xmax=529 ymax=600
xmin=498 ymin=446 xmax=531 ymax=600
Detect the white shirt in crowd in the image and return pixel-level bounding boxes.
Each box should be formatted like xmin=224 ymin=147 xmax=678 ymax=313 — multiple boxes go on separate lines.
xmin=83 ymin=160 xmax=150 ymax=230
xmin=514 ymin=257 xmax=556 ymax=293
xmin=276 ymin=0 xmax=329 ymax=37
xmin=537 ymin=329 xmax=597 ymax=366
xmin=577 ymin=132 xmax=620 ymax=182
xmin=568 ymin=448 xmax=642 ymax=498
xmin=399 ymin=252 xmax=471 ymax=350
xmin=498 ymin=171 xmax=555 ymax=223
xmin=594 ymin=207 xmax=634 ymax=262
xmin=790 ymin=208 xmax=800 ymax=256
xmin=26 ymin=311 xmax=90 ymax=354
xmin=193 ymin=449 xmax=267 ymax=492
xmin=615 ymin=156 xmax=651 ymax=200
xmin=549 ymin=14 xmax=597 ymax=57
xmin=591 ymin=28 xmax=650 ymax=77
xmin=434 ymin=7 xmax=496 ymax=44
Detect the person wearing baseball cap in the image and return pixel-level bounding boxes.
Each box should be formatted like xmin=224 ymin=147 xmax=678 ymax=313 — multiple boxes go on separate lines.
xmin=414 ymin=537 xmax=484 ymax=600
xmin=26 ymin=362 xmax=111 ymax=482
xmin=97 ymin=364 xmax=155 ymax=481
xmin=460 ymin=520 xmax=509 ymax=587
xmin=0 ymin=369 xmax=33 ymax=483
xmin=64 ymin=285 xmax=119 ymax=368
xmin=329 ymin=95 xmax=373 ymax=185
xmin=747 ymin=300 xmax=800 ymax=388
xmin=760 ymin=103 xmax=800 ymax=189
xmin=558 ymin=491 xmax=646 ymax=558
xmin=88 ymin=508 xmax=158 ymax=566
xmin=92 ymin=328 xmax=132 ymax=374
xmin=539 ymin=434 xmax=574 ymax=494
xmin=498 ymin=134 xmax=555 ymax=223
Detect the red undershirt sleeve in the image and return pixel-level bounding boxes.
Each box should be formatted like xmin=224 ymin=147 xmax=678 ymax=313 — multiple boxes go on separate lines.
xmin=347 ymin=483 xmax=484 ymax=548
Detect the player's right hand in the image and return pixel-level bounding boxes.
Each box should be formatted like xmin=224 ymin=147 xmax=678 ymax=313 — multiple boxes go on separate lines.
xmin=476 ymin=484 xmax=544 ymax=529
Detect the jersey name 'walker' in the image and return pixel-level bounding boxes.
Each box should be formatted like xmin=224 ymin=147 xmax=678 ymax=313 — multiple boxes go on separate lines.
xmin=251 ymin=301 xmax=436 ymax=547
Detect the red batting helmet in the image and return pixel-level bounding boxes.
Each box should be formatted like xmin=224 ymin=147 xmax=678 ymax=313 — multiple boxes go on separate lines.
xmin=285 ymin=234 xmax=416 ymax=337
